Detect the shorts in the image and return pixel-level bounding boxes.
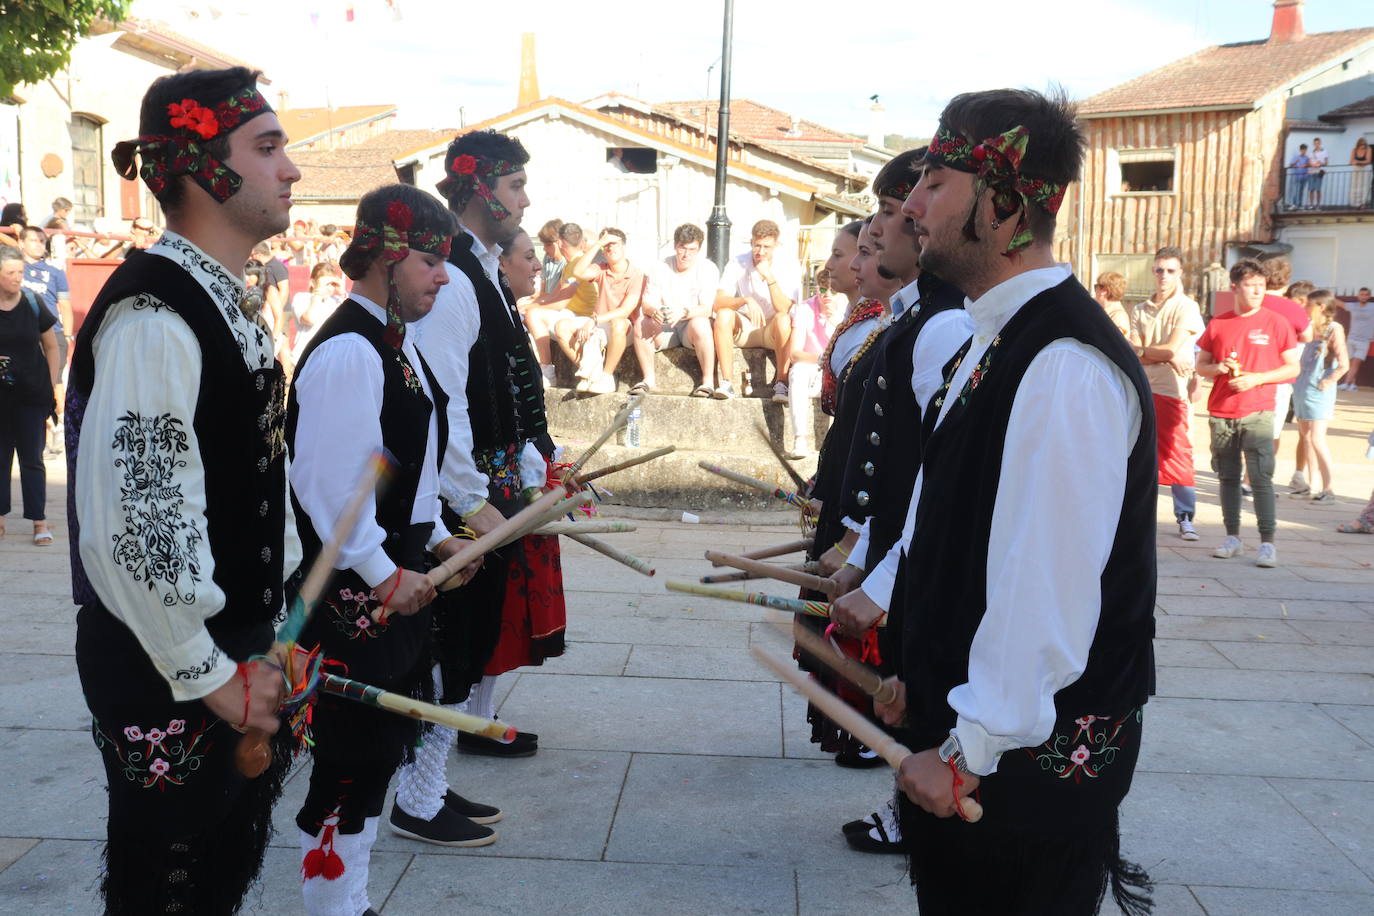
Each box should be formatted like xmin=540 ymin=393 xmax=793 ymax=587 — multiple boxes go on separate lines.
xmin=647 ymin=317 xmax=695 ymax=351
xmin=1271 ymin=382 xmax=1293 ymax=438
xmin=1349 ymin=337 xmax=1373 ymax=360
xmin=731 ymin=311 xmax=784 ymax=348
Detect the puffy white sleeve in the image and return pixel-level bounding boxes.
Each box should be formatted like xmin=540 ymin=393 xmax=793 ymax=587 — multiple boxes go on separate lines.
xmin=949 ymin=341 xmax=1140 ymax=776
xmin=77 ymin=300 xmax=231 ymax=701
xmin=288 ymin=334 xmax=395 ymax=589
xmin=414 ymin=265 xmax=489 ymax=517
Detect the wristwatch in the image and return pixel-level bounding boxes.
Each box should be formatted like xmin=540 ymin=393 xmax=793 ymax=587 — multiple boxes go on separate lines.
xmin=938 ymin=733 xmax=972 ymax=774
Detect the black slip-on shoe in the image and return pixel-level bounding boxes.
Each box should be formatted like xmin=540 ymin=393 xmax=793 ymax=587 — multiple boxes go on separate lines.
xmin=444 ymin=789 xmax=503 ymax=824
xmin=455 ymin=730 xmax=538 ymax=758
xmin=388 ymin=801 xmax=497 ymax=847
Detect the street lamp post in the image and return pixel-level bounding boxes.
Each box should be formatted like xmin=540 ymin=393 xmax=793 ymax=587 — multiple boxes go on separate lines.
xmin=706 ymin=0 xmax=734 ymax=271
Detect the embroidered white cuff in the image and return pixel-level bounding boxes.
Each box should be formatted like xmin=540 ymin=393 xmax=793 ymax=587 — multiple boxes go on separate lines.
xmin=153 ymin=628 xmax=235 ymax=702
xmin=954 ymin=715 xmax=1018 ymax=777
xmin=449 ymin=491 xmax=488 ymax=519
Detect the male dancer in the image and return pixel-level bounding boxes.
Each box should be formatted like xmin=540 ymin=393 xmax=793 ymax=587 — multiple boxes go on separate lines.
xmin=817 ymin=152 xmax=972 ymax=852
xmin=864 ymin=88 xmax=1156 ymax=914
xmin=392 ymin=129 xmax=560 ymax=842
xmin=290 ymin=184 xmax=471 ymax=915
xmin=68 ymin=67 xmax=301 ymax=914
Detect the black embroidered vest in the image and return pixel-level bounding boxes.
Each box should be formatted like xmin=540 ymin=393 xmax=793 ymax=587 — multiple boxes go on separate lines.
xmin=286 ymin=299 xmax=449 ymax=567
xmin=901 ymin=278 xmax=1157 ymax=748
xmin=808 ymin=335 xmax=883 ymax=563
xmin=838 ymin=273 xmax=965 ymax=564
xmin=67 ymin=249 xmax=288 ymax=662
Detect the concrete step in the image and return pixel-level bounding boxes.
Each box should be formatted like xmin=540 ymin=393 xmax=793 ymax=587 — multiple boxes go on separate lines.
xmin=551 ymin=345 xmax=781 ymax=397
xmin=545 ymin=387 xmax=831 ymax=454
xmin=569 ymin=443 xmax=819 ymax=511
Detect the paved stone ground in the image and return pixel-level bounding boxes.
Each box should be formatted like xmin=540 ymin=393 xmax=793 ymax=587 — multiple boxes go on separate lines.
xmin=2 ymin=391 xmax=1373 ymax=914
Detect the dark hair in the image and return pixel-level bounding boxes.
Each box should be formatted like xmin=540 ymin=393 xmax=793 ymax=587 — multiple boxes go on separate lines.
xmin=673 ymin=223 xmax=704 ymax=246
xmin=320 ymin=223 xmax=337 ymax=236
xmin=840 ymin=219 xmax=863 ymax=239
xmin=602 ymin=227 xmax=627 ymax=244
xmin=19 ymin=226 xmax=48 ymax=254
xmin=1154 ymin=246 xmax=1184 ymax=265
xmin=1285 ymin=281 xmax=1314 ymax=302
xmin=340 ymin=184 xmax=457 ymax=281
xmin=538 ymin=218 xmax=564 ymax=245
xmin=1260 ymin=257 xmax=1291 ymax=291
xmin=559 ymin=222 xmax=584 ymax=246
xmin=121 ymin=67 xmax=264 ymax=213
xmin=251 ymin=241 xmax=272 ymax=258
xmin=936 ymin=87 xmax=1085 ymax=245
xmin=1299 ymin=143 xmax=1308 ymax=150
xmin=1229 ymin=258 xmax=1265 ymax=285
xmin=751 ymin=219 xmax=780 ymax=241
xmin=51 ymin=197 xmax=72 ymax=212
xmin=1 ymin=203 xmax=27 ymax=225
xmin=442 ymin=129 xmax=530 ymax=209
xmin=872 ymin=149 xmax=924 ymax=200
xmin=242 ymin=263 xmax=267 ymax=286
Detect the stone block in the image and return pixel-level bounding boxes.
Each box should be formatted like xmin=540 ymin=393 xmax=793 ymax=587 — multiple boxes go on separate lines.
xmin=244 ymin=847 xmax=412 ymax=915
xmin=0 ymin=838 xmax=38 ymax=875
xmin=1153 ymin=639 xmax=1236 ymax=668
xmin=527 ymin=641 xmax=631 ymax=677
xmin=1189 ymin=887 xmax=1374 ymax=915
xmin=1156 ymin=666 xmax=1374 ymax=705
xmin=1155 ymin=595 xmax=1372 ymax=620
xmin=499 ymin=674 xmax=781 ymax=756
xmin=0 ymin=839 xmax=104 ymax=913
xmin=1319 ymin=704 xmax=1374 ymax=745
xmin=795 ymin=865 xmax=917 ymax=914
xmin=0 ymin=731 xmax=104 ymax=840
xmin=1211 ymin=641 xmax=1374 ymax=674
xmin=1137 ymin=698 xmax=1374 ymax=779
xmin=781 ymin=686 xmax=832 ymax=761
xmin=1267 ymin=777 xmax=1374 ymax=880
xmin=1285 ymin=618 xmax=1374 ymax=646
xmin=551 ymin=342 xmax=781 ymax=398
xmin=0 ymin=653 xmax=88 ymax=731
xmin=624 ymin=645 xmax=783 ymax=682
xmin=384 ymin=855 xmax=797 ymax=915
xmin=605 ymin=753 xmax=894 ymax=868
xmin=1153 ymin=615 xmax=1310 ymax=643
xmin=1119 ymin=772 xmax=1373 ymax=891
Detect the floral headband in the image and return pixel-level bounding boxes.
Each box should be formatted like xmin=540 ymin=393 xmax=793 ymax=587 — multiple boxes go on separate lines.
xmin=924 ymin=124 xmax=1065 ymax=255
xmin=436 ymin=152 xmax=522 ymax=221
xmin=111 ymin=87 xmax=273 ymax=203
xmin=348 ymin=199 xmax=453 ymax=347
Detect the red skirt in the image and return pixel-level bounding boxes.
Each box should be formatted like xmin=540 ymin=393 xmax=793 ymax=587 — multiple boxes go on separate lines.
xmin=484 ymin=535 xmax=568 ymax=675
xmin=1153 ymin=393 xmax=1195 ymax=487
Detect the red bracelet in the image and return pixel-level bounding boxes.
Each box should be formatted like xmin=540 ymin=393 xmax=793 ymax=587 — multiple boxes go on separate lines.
xmin=237 ymin=661 xmax=251 ymax=729
xmin=379 ymin=573 xmax=402 ymax=620
xmin=948 ymin=756 xmax=969 ymax=822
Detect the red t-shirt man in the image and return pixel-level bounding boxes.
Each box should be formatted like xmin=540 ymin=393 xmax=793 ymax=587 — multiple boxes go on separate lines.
xmin=1198 ymin=283 xmax=1300 ymax=418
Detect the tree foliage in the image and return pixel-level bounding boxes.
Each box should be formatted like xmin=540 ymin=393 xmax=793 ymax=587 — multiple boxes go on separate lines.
xmin=0 ymin=0 xmax=135 ymax=96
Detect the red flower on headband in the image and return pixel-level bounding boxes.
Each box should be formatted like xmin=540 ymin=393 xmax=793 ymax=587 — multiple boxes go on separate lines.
xmin=386 ymin=201 xmax=413 ymax=230
xmin=453 ymin=154 xmax=478 ymax=175
xmin=167 ymin=99 xmax=219 ymax=140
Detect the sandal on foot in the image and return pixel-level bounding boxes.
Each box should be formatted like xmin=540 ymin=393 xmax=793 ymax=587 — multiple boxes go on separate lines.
xmin=33 ymin=528 xmax=53 ymax=545
xmin=690 ymin=384 xmax=713 ymax=398
xmin=1335 ymin=520 xmax=1374 ymax=534
xmin=628 ymin=381 xmax=652 ymax=395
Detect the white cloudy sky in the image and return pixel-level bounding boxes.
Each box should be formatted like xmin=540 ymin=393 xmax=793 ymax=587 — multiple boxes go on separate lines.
xmin=133 ymin=0 xmax=1370 ymax=138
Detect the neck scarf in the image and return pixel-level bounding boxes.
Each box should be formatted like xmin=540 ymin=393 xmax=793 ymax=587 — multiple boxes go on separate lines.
xmin=111 ymin=87 xmax=273 ymax=203
xmin=924 ymin=124 xmax=1065 ymax=255
xmin=819 ymin=297 xmax=888 ymax=415
xmin=349 ymin=200 xmax=453 ymax=347
xmin=436 ymin=151 xmax=522 ymax=221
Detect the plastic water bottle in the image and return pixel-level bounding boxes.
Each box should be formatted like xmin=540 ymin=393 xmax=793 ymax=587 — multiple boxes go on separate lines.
xmin=626 ymin=406 xmax=642 ymax=448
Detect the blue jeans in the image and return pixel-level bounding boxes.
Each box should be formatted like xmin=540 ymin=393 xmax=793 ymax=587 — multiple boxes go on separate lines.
xmin=1172 ymin=484 xmax=1195 ymax=521
xmin=1288 ymin=175 xmax=1309 ymax=207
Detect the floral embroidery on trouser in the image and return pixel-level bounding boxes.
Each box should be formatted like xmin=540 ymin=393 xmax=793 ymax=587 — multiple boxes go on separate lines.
xmin=92 ymin=715 xmax=213 ymax=790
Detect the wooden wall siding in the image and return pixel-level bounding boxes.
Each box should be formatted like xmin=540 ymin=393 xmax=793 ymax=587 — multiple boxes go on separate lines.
xmin=1071 ymin=96 xmax=1289 ymax=291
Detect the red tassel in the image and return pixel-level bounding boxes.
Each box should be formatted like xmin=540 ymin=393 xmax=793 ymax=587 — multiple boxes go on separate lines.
xmin=320 ymin=849 xmax=345 ymax=880
xmin=301 ymin=847 xmax=326 ymax=879
xmin=302 ymin=823 xmax=346 ymax=881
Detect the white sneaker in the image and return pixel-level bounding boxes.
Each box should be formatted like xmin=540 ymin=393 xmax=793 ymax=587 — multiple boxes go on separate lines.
xmin=1255 ymin=543 xmax=1278 ymax=568
xmin=586 ymin=372 xmax=616 ymax=395
xmin=540 ymin=364 xmax=557 ymax=388
xmin=713 ymin=381 xmax=735 ymax=400
xmin=1177 ymin=518 xmax=1199 ymax=541
xmin=772 ymin=381 xmax=789 ymax=403
xmin=1288 ymin=471 xmax=1307 ymax=491
xmin=787 ymin=436 xmax=812 ymax=459
xmin=1213 ymin=535 xmax=1244 ymax=559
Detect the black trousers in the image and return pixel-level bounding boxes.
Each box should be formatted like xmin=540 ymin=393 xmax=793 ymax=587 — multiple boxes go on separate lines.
xmin=0 ymin=401 xmax=47 ymax=519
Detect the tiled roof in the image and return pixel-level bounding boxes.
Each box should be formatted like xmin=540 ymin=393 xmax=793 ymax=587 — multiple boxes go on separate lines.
xmin=289 ymin=128 xmax=457 ymax=199
xmin=1320 ymin=93 xmax=1374 ymax=121
xmin=279 ymin=104 xmax=397 ymax=146
xmin=1078 ymin=28 xmax=1374 ymax=116
xmin=96 ymin=17 xmax=265 ymax=77
xmin=658 ymin=99 xmax=863 ymax=145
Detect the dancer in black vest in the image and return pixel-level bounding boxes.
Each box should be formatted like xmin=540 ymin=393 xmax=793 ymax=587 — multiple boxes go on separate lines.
xmin=68 ymin=67 xmax=300 ymax=914
xmin=289 ymin=186 xmax=474 ymax=915
xmin=869 ymin=89 xmax=1156 ymax=915
xmin=392 ymin=129 xmax=562 ymax=843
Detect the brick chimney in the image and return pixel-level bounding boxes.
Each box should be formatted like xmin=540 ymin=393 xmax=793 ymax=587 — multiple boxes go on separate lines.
xmin=1270 ymin=0 xmax=1306 ymax=44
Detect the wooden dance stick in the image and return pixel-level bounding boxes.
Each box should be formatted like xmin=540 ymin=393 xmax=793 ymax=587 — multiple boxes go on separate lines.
xmin=533 ymin=521 xmax=637 ymax=537
xmin=576 ymin=446 xmax=676 ymax=485
xmin=563 ymin=393 xmax=646 ymax=482
xmin=791 ymin=623 xmax=899 ymax=705
xmin=568 ymin=532 xmax=655 ymax=577
xmin=700 ymin=562 xmax=814 ymax=584
xmin=750 ymin=645 xmax=983 ymax=823
xmin=697 ymin=461 xmax=807 ymax=509
xmin=755 ymin=421 xmax=808 ymax=492
xmin=320 ymin=672 xmax=515 ymax=742
xmin=236 ymin=454 xmax=391 ymax=778
xmin=663 ymin=580 xmax=885 ymax=626
xmin=429 ymin=487 xmax=569 ymax=591
xmin=704 ymin=550 xmax=837 ymax=597
xmin=711 ymin=538 xmax=814 ymax=566
xmin=521 ymin=490 xmax=598 ymax=534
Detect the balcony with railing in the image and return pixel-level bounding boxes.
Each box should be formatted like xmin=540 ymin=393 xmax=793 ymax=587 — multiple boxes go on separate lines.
xmin=1277 ymin=164 xmax=1374 ymax=215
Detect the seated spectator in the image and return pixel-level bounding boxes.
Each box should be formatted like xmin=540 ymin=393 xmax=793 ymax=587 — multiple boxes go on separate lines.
xmin=1 ymin=203 xmax=27 ymax=249
xmin=556 ymin=228 xmax=644 ymax=395
xmin=317 ymin=224 xmax=347 ymax=263
xmin=526 ymin=221 xmax=596 ymax=382
xmin=290 ymin=261 xmax=347 ymax=360
xmin=786 ymin=247 xmax=854 ymax=456
xmin=249 ymin=240 xmax=290 ymax=338
xmin=537 ymin=218 xmax=566 ymax=292
xmin=1093 ymin=270 xmax=1130 ymax=335
xmin=712 ymin=219 xmax=802 ymax=399
xmin=285 ymin=219 xmax=315 ymax=266
xmin=631 ymin=222 xmax=719 ymax=396
xmin=99 ymin=217 xmax=157 ymax=258
xmin=42 ymin=199 xmax=73 ymax=269
xmin=45 ymin=197 xmax=72 ymax=229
